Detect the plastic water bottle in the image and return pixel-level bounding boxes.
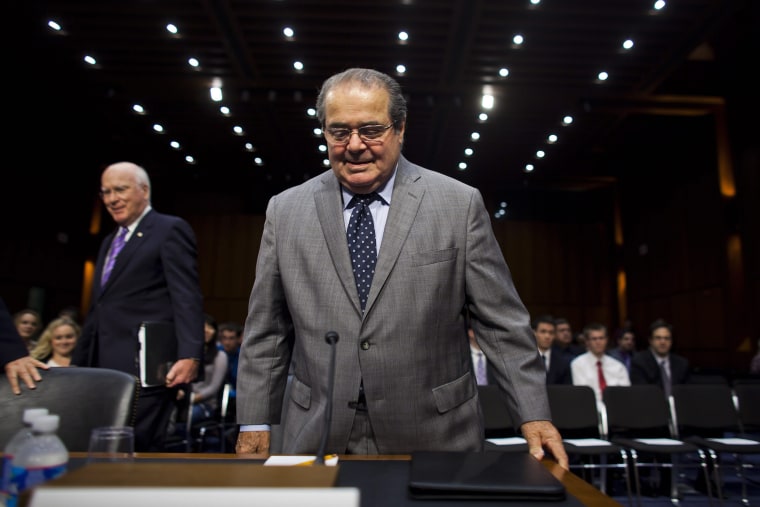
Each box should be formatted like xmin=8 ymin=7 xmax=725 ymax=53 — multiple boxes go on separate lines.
xmin=0 ymin=408 xmax=49 ymax=507
xmin=10 ymin=414 xmax=68 ymax=504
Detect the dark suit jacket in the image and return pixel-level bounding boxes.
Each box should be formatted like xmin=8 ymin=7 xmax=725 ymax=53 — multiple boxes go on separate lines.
xmin=0 ymin=297 xmax=29 ymax=366
xmin=73 ymin=209 xmax=204 ymax=377
xmin=237 ymin=156 xmax=549 ymax=454
xmin=630 ymin=348 xmax=690 ymax=389
xmin=545 ymin=349 xmax=573 ymax=385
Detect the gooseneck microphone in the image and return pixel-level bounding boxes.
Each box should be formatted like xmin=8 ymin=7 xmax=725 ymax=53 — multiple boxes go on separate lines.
xmin=314 ymin=331 xmax=339 ymax=465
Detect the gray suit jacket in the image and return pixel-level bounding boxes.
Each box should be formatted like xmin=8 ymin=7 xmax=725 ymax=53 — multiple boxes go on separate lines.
xmin=237 ymin=155 xmax=549 ymax=454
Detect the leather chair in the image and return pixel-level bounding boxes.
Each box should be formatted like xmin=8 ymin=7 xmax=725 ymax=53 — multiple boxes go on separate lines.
xmin=0 ymin=367 xmax=139 ymax=452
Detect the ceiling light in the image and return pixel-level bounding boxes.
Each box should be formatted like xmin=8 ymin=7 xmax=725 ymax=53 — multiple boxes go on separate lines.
xmin=396 ymin=64 xmax=406 ymax=75
xmin=132 ymin=104 xmax=145 ymax=114
xmin=170 ymin=141 xmax=181 ymax=150
xmin=597 ymin=71 xmax=609 ymax=81
xmin=512 ymin=34 xmax=524 ymax=46
xmin=306 ymin=107 xmax=317 ymax=117
xmin=47 ymin=20 xmax=62 ymax=31
xmin=83 ymin=55 xmax=96 ymax=65
xmin=184 ymin=155 xmax=195 ymax=164
xmin=479 ymin=113 xmax=488 ymax=121
xmin=293 ymin=61 xmax=304 ymax=71
xmin=498 ymin=67 xmax=509 ymax=78
xmin=166 ymin=23 xmax=178 ymax=35
xmin=283 ymin=27 xmax=294 ymax=38
xmin=536 ymin=150 xmax=545 ymax=158
xmin=470 ymin=132 xmax=481 ymax=141
xmin=464 ymin=148 xmax=474 ymax=156
xmin=254 ymin=157 xmax=264 ymax=166
xmin=322 ymin=159 xmax=330 ymax=167
xmin=233 ymin=125 xmax=244 ymax=135
xmin=458 ymin=162 xmax=467 ymax=171
xmin=152 ymin=124 xmax=164 ymax=133
xmin=547 ymin=134 xmax=558 ymax=143
xmin=188 ymin=58 xmax=200 ymax=68
xmin=622 ymin=39 xmax=634 ymax=50
xmin=220 ymin=106 xmax=230 ymax=116
xmin=318 ymin=145 xmax=327 ymax=152
xmin=562 ymin=115 xmax=574 ymax=126
xmin=244 ymin=142 xmax=255 ymax=152
xmin=654 ymin=0 xmax=666 ymax=11
xmin=398 ymin=31 xmax=409 ymax=42
xmin=312 ymin=127 xmax=322 ymax=136
xmin=481 ymin=94 xmax=494 ymax=109
xmin=210 ymin=86 xmax=223 ymax=101
xmin=524 ymin=164 xmax=535 ymax=172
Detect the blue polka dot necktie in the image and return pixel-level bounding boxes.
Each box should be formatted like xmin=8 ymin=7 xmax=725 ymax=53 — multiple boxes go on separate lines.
xmin=347 ymin=193 xmax=378 ymax=312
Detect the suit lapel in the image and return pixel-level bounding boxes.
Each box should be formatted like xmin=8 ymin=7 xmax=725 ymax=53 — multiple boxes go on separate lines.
xmin=314 ymin=173 xmax=361 ymax=314
xmin=364 ymin=156 xmax=423 ymax=314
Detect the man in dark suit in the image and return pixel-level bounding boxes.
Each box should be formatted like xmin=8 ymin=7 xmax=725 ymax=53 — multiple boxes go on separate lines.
xmin=1 ymin=297 xmax=48 ymax=394
xmin=630 ymin=319 xmax=690 ymax=393
xmin=73 ymin=161 xmax=204 ymax=451
xmin=235 ymin=68 xmax=567 ymax=468
xmin=532 ymin=315 xmax=572 ymax=385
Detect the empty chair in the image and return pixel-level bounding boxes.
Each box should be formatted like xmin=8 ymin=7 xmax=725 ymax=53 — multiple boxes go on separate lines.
xmin=477 ymin=385 xmax=528 ymax=452
xmin=733 ymin=382 xmax=760 ymax=438
xmin=547 ymin=384 xmax=634 ymax=504
xmin=671 ymin=383 xmax=760 ymax=505
xmin=603 ymin=384 xmax=714 ymax=505
xmin=0 ymin=367 xmax=139 ymax=452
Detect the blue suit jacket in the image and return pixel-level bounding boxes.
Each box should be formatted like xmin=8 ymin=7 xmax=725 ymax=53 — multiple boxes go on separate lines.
xmin=73 ymin=209 xmax=204 ymax=376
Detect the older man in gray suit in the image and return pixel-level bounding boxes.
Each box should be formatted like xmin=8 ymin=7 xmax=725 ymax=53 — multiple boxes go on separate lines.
xmin=235 ymin=68 xmax=567 ymax=467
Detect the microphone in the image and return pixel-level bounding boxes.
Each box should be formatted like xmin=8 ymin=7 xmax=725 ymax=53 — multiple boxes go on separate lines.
xmin=314 ymin=331 xmax=339 ymax=465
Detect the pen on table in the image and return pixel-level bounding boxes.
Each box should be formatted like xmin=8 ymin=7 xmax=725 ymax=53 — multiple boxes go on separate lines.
xmin=296 ymin=454 xmax=338 ymax=466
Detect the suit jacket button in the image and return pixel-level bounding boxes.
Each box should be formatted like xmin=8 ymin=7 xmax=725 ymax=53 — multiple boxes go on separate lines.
xmin=360 ymin=341 xmax=370 ymax=350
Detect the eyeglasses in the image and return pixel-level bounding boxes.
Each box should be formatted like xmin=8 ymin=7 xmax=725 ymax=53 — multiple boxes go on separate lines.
xmin=99 ymin=185 xmax=131 ymax=199
xmin=323 ymin=123 xmax=394 ymax=145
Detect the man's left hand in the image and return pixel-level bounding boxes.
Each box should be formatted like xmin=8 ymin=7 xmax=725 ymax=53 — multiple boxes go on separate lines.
xmin=165 ymin=358 xmax=199 ymax=388
xmin=521 ymin=420 xmax=569 ymax=470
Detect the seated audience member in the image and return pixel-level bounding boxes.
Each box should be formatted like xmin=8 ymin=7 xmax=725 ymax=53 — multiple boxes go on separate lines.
xmin=2 ymin=297 xmax=48 ymax=393
xmin=30 ymin=317 xmax=80 ymax=367
xmin=608 ymin=327 xmax=636 ymax=372
xmin=185 ymin=314 xmax=228 ymax=425
xmin=218 ymin=321 xmax=243 ymax=396
xmin=750 ymin=339 xmax=760 ymax=375
xmin=14 ymin=308 xmax=43 ymax=352
xmin=533 ymin=314 xmax=572 ymax=385
xmin=554 ymin=317 xmax=584 ymax=358
xmin=570 ymin=322 xmax=630 ymax=405
xmin=630 ymin=319 xmax=689 ymax=395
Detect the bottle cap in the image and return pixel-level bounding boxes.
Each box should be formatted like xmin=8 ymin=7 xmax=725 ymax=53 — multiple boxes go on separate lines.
xmin=22 ymin=408 xmax=50 ymax=424
xmin=31 ymin=414 xmax=60 ymax=433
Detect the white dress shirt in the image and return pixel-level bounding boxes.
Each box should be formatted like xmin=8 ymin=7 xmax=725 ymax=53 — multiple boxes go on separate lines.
xmin=570 ymin=351 xmax=630 ymax=403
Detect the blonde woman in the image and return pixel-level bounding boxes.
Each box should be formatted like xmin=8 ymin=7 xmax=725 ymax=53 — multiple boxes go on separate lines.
xmin=31 ymin=317 xmax=80 ymax=367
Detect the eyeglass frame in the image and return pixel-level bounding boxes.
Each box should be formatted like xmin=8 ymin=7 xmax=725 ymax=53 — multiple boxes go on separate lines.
xmin=322 ymin=122 xmax=396 ymax=146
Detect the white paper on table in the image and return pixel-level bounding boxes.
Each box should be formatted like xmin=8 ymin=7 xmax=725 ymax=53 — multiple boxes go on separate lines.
xmin=486 ymin=437 xmax=527 ymax=446
xmin=264 ymin=455 xmax=339 ymax=466
xmin=563 ymin=438 xmax=614 ymax=447
xmin=707 ymin=437 xmax=759 ymax=445
xmin=634 ymin=438 xmax=683 ymax=445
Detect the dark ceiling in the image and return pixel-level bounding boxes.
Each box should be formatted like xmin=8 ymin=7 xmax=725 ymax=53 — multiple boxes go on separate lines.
xmin=12 ymin=0 xmax=750 ymax=216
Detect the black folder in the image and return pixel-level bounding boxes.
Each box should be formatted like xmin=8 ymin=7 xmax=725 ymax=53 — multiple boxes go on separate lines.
xmin=408 ymin=451 xmax=566 ymax=501
xmin=138 ymin=321 xmax=177 ymax=387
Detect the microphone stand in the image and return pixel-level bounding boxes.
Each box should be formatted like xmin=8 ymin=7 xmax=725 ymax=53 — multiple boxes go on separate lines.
xmin=314 ymin=331 xmax=339 ymax=465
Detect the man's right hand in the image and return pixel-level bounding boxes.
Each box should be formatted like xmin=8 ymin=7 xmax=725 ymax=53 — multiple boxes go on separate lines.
xmin=5 ymin=355 xmax=48 ymax=395
xmin=236 ymin=430 xmax=271 ymax=455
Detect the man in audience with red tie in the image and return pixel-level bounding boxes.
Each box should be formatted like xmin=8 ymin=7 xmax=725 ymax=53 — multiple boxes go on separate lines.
xmin=570 ymin=322 xmax=630 ymax=406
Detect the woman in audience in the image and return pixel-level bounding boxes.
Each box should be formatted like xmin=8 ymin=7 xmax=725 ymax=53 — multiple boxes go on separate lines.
xmin=14 ymin=308 xmax=43 ymax=352
xmin=30 ymin=316 xmax=80 ymax=366
xmin=186 ymin=314 xmax=228 ymax=424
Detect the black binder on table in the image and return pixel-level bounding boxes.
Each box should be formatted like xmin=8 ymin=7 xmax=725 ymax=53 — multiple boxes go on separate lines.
xmin=138 ymin=321 xmax=177 ymax=387
xmin=408 ymin=451 xmax=566 ymax=501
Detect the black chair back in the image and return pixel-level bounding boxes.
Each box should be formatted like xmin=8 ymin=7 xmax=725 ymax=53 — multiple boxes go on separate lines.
xmin=0 ymin=367 xmax=139 ymax=451
xmin=603 ymin=385 xmax=671 ymax=438
xmin=546 ymin=384 xmax=601 ymax=439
